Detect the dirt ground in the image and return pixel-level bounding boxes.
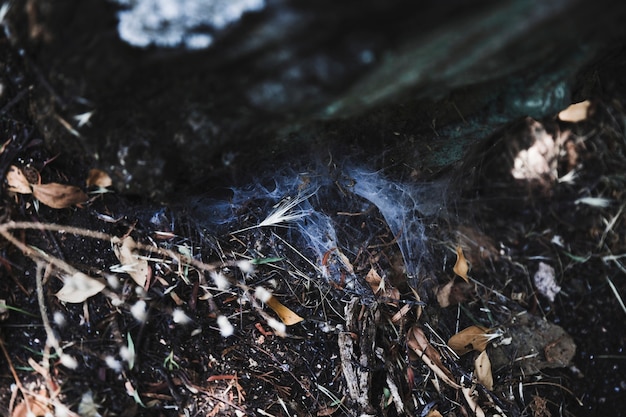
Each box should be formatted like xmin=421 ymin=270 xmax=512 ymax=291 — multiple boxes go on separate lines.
xmin=2 ymin=29 xmax=626 ymax=417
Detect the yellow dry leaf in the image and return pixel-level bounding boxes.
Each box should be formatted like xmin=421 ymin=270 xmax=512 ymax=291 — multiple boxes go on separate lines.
xmin=453 ymin=245 xmax=469 ymax=282
xmin=448 ymin=325 xmax=491 ymax=355
xmin=86 ymin=168 xmax=113 ymax=188
xmin=32 ymin=183 xmax=88 ymax=209
xmin=266 ymin=295 xmax=304 ymax=325
xmin=6 ymin=165 xmax=32 ymax=194
xmin=474 ymin=350 xmax=493 ymax=390
xmin=425 ymin=410 xmax=443 ymax=417
xmin=111 ymin=236 xmax=149 ymax=287
xmin=55 ymin=272 xmax=106 ymax=303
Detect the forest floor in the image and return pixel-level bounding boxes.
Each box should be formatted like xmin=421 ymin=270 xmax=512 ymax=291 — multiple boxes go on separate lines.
xmin=1 ymin=39 xmax=626 ymax=417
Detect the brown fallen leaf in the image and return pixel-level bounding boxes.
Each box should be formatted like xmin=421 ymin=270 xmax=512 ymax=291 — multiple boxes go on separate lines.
xmin=425 ymin=410 xmax=443 ymax=417
xmin=266 ymin=295 xmax=304 ymax=326
xmin=474 ymin=350 xmax=493 ymax=390
xmin=453 ymin=245 xmax=470 ymax=282
xmin=365 ymin=267 xmax=383 ymax=294
xmin=407 ymin=326 xmax=460 ymax=389
xmin=32 ymin=182 xmax=88 ymax=209
xmin=6 ymin=165 xmax=32 ymax=194
xmin=448 ymin=325 xmax=492 ymax=356
xmin=111 ymin=236 xmax=150 ymax=287
xmin=86 ymin=168 xmax=113 ymax=188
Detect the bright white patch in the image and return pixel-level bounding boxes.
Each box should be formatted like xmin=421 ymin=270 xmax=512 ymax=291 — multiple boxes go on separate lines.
xmin=78 ymin=391 xmax=101 ymax=417
xmin=533 ymin=262 xmax=561 ymax=302
xmin=113 ymin=0 xmax=265 ymax=49
xmin=60 ymin=354 xmax=78 ymax=369
xmin=511 ymin=127 xmax=557 ymax=181
xmin=53 ymin=311 xmax=66 ymax=327
xmin=254 ymin=286 xmax=272 ymax=303
xmin=217 ymin=315 xmax=234 ymax=337
xmin=105 ymin=274 xmax=120 ymax=289
xmin=210 ymin=271 xmax=230 ymax=290
xmin=172 ymin=308 xmax=191 ymax=324
xmin=237 ymin=260 xmax=255 ymax=274
xmin=575 ymin=197 xmax=611 ymax=208
xmin=105 ymin=356 xmax=122 ymax=373
xmin=119 ymin=345 xmax=135 ymax=365
xmin=130 ymin=300 xmax=147 ymax=322
xmin=267 ymin=318 xmax=286 ymax=335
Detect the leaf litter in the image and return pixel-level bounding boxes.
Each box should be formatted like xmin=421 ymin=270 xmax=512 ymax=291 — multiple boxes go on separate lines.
xmin=2 ymin=97 xmax=626 ymax=417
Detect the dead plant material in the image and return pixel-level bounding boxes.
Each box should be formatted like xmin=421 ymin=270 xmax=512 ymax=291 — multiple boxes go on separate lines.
xmin=406 ymin=326 xmax=460 ymax=389
xmin=474 ymin=350 xmax=493 ymax=390
xmin=447 ymin=325 xmax=492 ymax=356
xmin=453 ymin=245 xmax=470 ymax=282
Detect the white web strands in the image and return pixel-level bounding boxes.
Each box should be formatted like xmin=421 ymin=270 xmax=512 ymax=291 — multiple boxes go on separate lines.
xmin=196 ymin=163 xmax=445 ymax=290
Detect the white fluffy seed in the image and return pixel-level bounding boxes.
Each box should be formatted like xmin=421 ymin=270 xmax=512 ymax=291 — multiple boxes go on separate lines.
xmin=210 ymin=271 xmax=230 ymax=290
xmin=172 ymin=308 xmax=191 ymax=324
xmin=267 ymin=318 xmax=286 ymax=335
xmin=254 ymin=286 xmax=272 ymax=303
xmin=105 ymin=355 xmax=122 ymax=373
xmin=236 ymin=260 xmax=254 ymax=274
xmin=217 ymin=315 xmax=234 ymax=337
xmin=130 ymin=300 xmax=147 ymax=322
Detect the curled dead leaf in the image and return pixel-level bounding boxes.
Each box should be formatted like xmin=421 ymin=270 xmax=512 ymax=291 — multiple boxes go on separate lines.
xmin=266 ymin=295 xmax=304 ymax=326
xmin=474 ymin=350 xmax=493 ymax=391
xmin=448 ymin=325 xmax=492 ymax=356
xmin=6 ymin=165 xmax=32 ymax=194
xmin=453 ymin=245 xmax=470 ymax=282
xmin=32 ymin=182 xmax=88 ymax=209
xmin=86 ymin=168 xmax=113 ymax=188
xmin=111 ymin=236 xmax=149 ymax=287
xmin=56 ymin=272 xmax=106 ymax=303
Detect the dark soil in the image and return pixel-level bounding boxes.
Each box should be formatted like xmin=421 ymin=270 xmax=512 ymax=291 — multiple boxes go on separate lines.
xmin=2 ymin=22 xmax=626 ymax=417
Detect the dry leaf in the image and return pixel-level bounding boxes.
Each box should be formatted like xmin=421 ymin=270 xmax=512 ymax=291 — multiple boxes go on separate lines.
xmin=266 ymin=295 xmax=304 ymax=325
xmin=112 ymin=236 xmax=149 ymax=287
xmin=461 ymin=386 xmax=486 ymax=417
xmin=453 ymin=246 xmax=469 ymax=282
xmin=448 ymin=325 xmax=492 ymax=356
xmin=86 ymin=168 xmax=112 ymax=188
xmin=474 ymin=350 xmax=493 ymax=390
xmin=406 ymin=326 xmax=460 ymax=389
xmin=558 ymin=100 xmax=591 ymax=122
xmin=32 ymin=183 xmax=88 ymax=209
xmin=426 ymin=410 xmax=443 ymax=417
xmin=365 ymin=267 xmax=382 ymax=294
xmin=11 ymin=390 xmax=50 ymax=417
xmin=6 ymin=165 xmax=32 ymax=194
xmin=436 ymin=281 xmax=454 ymax=308
xmin=56 ymin=272 xmax=106 ymax=303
